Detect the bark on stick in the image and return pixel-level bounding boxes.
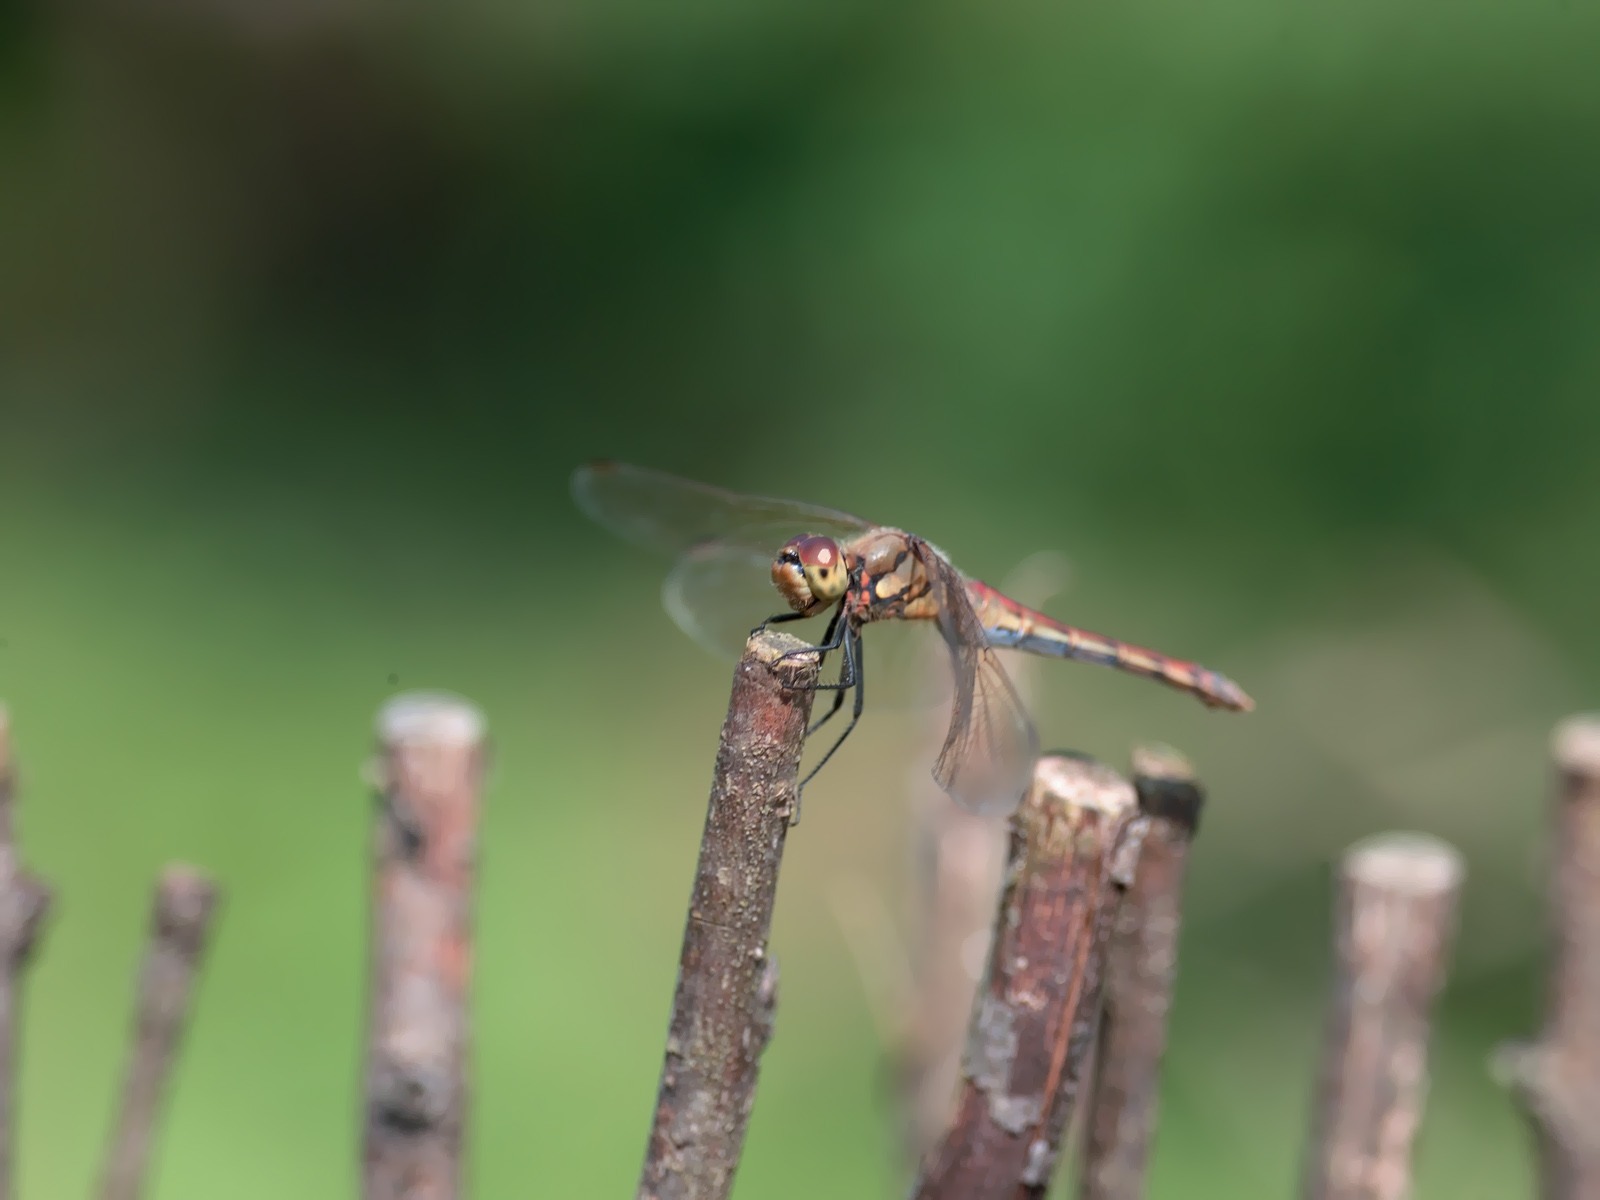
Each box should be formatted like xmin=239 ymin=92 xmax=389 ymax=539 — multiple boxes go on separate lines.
xmin=99 ymin=865 xmax=220 ymax=1200
xmin=1080 ymin=743 xmax=1205 ymax=1200
xmin=364 ymin=693 xmax=486 ymax=1200
xmin=1302 ymin=833 xmax=1465 ymax=1200
xmin=912 ymin=753 xmax=1146 ymax=1200
xmin=1495 ymin=716 xmax=1600 ymax=1200
xmin=636 ymin=631 xmax=819 ymax=1200
xmin=0 ymin=706 xmax=52 ymax=1200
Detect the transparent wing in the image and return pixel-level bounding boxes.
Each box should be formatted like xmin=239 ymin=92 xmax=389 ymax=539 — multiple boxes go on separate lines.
xmin=572 ymin=461 xmax=874 ymax=557
xmin=864 ymin=620 xmax=953 ymax=710
xmin=921 ymin=543 xmax=1039 ymax=815
xmin=662 ymin=541 xmax=831 ymax=660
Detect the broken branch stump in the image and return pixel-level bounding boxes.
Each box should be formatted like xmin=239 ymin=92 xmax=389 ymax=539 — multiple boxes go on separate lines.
xmin=0 ymin=705 xmax=52 ymax=1200
xmin=1495 ymin=715 xmax=1600 ymax=1200
xmin=1302 ymin=832 xmax=1465 ymax=1200
xmin=1080 ymin=744 xmax=1205 ymax=1200
xmin=636 ymin=631 xmax=818 ymax=1200
xmin=912 ymin=753 xmax=1146 ymax=1200
xmin=364 ymin=694 xmax=486 ymax=1200
xmin=99 ymin=865 xmax=220 ymax=1200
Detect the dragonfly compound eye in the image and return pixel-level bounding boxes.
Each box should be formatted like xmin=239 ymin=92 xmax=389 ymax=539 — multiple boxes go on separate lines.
xmin=771 ymin=535 xmax=848 ymax=612
xmin=794 ymin=535 xmax=849 ymax=603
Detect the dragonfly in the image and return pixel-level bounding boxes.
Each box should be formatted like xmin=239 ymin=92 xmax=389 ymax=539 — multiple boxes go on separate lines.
xmin=573 ymin=461 xmax=1252 ymax=817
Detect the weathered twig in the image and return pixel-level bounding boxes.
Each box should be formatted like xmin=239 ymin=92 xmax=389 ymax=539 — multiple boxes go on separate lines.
xmin=99 ymin=865 xmax=220 ymax=1200
xmin=637 ymin=631 xmax=818 ymax=1200
xmin=364 ymin=693 xmax=486 ymax=1200
xmin=1302 ymin=832 xmax=1465 ymax=1200
xmin=1494 ymin=715 xmax=1600 ymax=1200
xmin=10 ymin=875 xmax=50 ymax=976
xmin=1079 ymin=743 xmax=1205 ymax=1200
xmin=0 ymin=706 xmax=52 ymax=1200
xmin=912 ymin=753 xmax=1146 ymax=1200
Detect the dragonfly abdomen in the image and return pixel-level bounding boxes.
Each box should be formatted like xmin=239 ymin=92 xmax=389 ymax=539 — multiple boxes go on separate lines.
xmin=970 ymin=582 xmax=1253 ymax=712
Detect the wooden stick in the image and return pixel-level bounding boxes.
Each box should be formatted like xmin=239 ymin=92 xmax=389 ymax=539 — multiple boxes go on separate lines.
xmin=364 ymin=693 xmax=486 ymax=1200
xmin=1079 ymin=743 xmax=1205 ymax=1200
xmin=637 ymin=631 xmax=819 ymax=1200
xmin=1495 ymin=716 xmax=1600 ymax=1200
xmin=1302 ymin=833 xmax=1465 ymax=1200
xmin=10 ymin=874 xmax=51 ymax=976
xmin=0 ymin=709 xmax=20 ymax=1200
xmin=99 ymin=865 xmax=220 ymax=1200
xmin=911 ymin=753 xmax=1146 ymax=1200
xmin=0 ymin=706 xmax=52 ymax=1200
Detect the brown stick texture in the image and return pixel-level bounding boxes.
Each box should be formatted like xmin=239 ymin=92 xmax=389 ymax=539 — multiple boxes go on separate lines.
xmin=637 ymin=631 xmax=818 ymax=1200
xmin=364 ymin=694 xmax=486 ymax=1200
xmin=1496 ymin=716 xmax=1600 ymax=1200
xmin=1079 ymin=743 xmax=1205 ymax=1200
xmin=912 ymin=753 xmax=1146 ymax=1200
xmin=99 ymin=865 xmax=220 ymax=1200
xmin=0 ymin=706 xmax=52 ymax=1200
xmin=1302 ymin=832 xmax=1464 ymax=1200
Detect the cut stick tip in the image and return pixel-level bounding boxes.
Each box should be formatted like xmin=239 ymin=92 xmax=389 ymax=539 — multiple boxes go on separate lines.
xmin=158 ymin=862 xmax=218 ymax=899
xmin=746 ymin=629 xmax=820 ymax=666
xmin=378 ymin=692 xmax=486 ymax=749
xmin=1342 ymin=832 xmax=1465 ymax=895
xmin=155 ymin=864 xmax=220 ymax=932
xmin=1130 ymin=742 xmax=1205 ymax=833
xmin=1033 ymin=753 xmax=1137 ymax=817
xmin=1130 ymin=742 xmax=1195 ymax=784
xmin=1552 ymin=713 xmax=1600 ymax=777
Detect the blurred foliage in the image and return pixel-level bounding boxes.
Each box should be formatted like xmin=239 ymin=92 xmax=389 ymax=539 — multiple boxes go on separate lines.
xmin=2 ymin=0 xmax=1597 ymax=1195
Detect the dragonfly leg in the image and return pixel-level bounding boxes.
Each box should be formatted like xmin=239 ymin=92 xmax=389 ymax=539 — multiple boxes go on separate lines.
xmin=808 ymin=686 xmax=846 ymax=735
xmin=806 ymin=631 xmax=859 ymax=733
xmin=792 ymin=627 xmax=865 ymax=827
xmin=772 ymin=603 xmax=850 ymax=686
xmin=752 ymin=610 xmax=808 ymax=637
xmin=790 ymin=622 xmax=859 ymax=692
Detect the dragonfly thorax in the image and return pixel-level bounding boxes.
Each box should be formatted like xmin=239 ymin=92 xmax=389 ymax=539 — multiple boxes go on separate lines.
xmin=772 ymin=535 xmax=850 ymax=614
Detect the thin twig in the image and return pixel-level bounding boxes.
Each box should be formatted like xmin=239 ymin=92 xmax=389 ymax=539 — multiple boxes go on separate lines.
xmin=1494 ymin=715 xmax=1600 ymax=1200
xmin=637 ymin=631 xmax=819 ymax=1200
xmin=912 ymin=753 xmax=1146 ymax=1200
xmin=0 ymin=706 xmax=52 ymax=1200
xmin=1302 ymin=833 xmax=1465 ymax=1200
xmin=364 ymin=693 xmax=486 ymax=1200
xmin=1079 ymin=743 xmax=1205 ymax=1200
xmin=99 ymin=865 xmax=221 ymax=1200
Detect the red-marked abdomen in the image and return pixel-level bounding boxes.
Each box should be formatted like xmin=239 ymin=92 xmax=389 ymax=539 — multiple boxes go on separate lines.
xmin=966 ymin=581 xmax=1254 ymax=712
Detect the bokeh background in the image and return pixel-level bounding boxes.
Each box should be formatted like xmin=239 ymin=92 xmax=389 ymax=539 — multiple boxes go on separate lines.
xmin=3 ymin=0 xmax=1599 ymax=1195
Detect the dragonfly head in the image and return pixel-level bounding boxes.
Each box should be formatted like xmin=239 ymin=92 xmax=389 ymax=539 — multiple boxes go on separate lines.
xmin=773 ymin=535 xmax=849 ymax=612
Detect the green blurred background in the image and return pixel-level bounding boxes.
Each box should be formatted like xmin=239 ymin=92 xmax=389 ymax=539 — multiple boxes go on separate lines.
xmin=2 ymin=0 xmax=1597 ymax=1194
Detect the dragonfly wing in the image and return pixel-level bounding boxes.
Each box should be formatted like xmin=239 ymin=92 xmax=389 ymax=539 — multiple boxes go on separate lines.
xmin=862 ymin=620 xmax=952 ymax=710
xmin=573 ymin=461 xmax=874 ymax=557
xmin=919 ymin=543 xmax=1039 ymax=815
